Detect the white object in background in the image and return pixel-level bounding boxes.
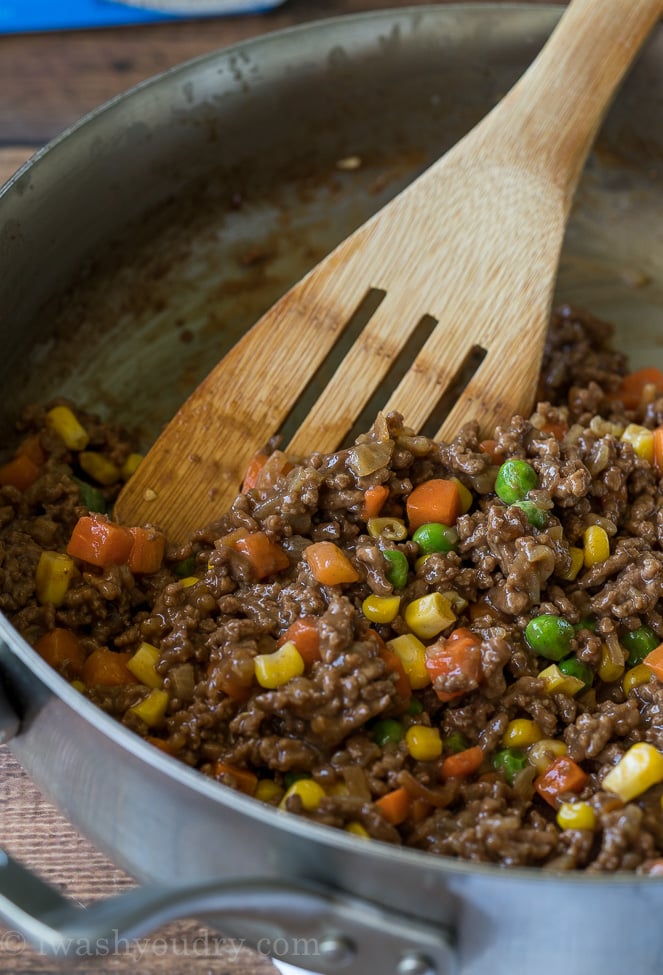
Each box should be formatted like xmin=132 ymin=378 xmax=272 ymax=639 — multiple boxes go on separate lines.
xmin=107 ymin=0 xmax=287 ymax=13
xmin=272 ymin=962 xmax=317 ymax=975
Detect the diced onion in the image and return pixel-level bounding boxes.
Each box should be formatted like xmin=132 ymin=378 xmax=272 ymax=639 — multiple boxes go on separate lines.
xmin=346 ymin=441 xmax=393 ymax=477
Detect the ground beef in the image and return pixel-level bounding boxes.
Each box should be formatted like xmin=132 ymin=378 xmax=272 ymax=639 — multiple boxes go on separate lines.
xmin=3 ymin=305 xmax=663 ymax=873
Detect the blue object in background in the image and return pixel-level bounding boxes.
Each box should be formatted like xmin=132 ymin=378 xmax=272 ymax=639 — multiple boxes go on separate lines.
xmin=0 ymin=0 xmax=284 ymax=33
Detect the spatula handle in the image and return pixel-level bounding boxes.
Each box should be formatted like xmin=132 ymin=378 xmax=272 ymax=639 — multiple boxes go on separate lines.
xmin=475 ymin=0 xmax=662 ymax=203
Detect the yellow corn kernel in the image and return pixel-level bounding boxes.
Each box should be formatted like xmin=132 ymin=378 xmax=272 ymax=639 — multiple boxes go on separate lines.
xmin=405 ymin=724 xmax=442 ymax=761
xmin=362 ymin=594 xmax=401 ymax=624
xmin=598 ymin=642 xmax=625 ymax=683
xmin=621 ymin=423 xmax=654 ymax=463
xmin=71 ymin=680 xmax=86 ymax=693
xmin=442 ymin=589 xmax=469 ymax=614
xmin=254 ymin=640 xmax=305 ymax=689
xmin=623 ymin=664 xmax=652 ymax=695
xmin=386 ymin=633 xmax=430 ymax=689
xmin=46 ymin=405 xmax=89 ymax=451
xmin=366 ymin=517 xmax=407 ymax=541
xmin=179 ymin=576 xmax=200 ymax=588
xmin=404 ymin=592 xmax=456 ymax=640
xmin=121 ymin=452 xmax=144 ymax=480
xmin=129 ymin=688 xmax=169 ymax=728
xmin=502 ymin=718 xmax=543 ymax=749
xmin=538 ymin=663 xmax=585 ymax=696
xmin=557 ymin=546 xmax=584 ymax=582
xmin=583 ymin=525 xmax=610 ymax=567
xmin=556 ymin=800 xmax=597 ymax=832
xmin=602 ymin=742 xmax=663 ymax=802
xmin=328 ymin=781 xmax=351 ymax=797
xmin=450 ymin=477 xmax=473 ymax=514
xmin=346 ymin=821 xmax=370 ymax=838
xmin=255 ymin=779 xmax=283 ymax=803
xmin=35 ymin=550 xmax=76 ymax=606
xmin=280 ymin=778 xmax=326 ymax=811
xmin=127 ymin=642 xmax=163 ymax=689
xmin=78 ymin=451 xmax=120 ymax=486
xmin=527 ymin=738 xmax=568 ymax=774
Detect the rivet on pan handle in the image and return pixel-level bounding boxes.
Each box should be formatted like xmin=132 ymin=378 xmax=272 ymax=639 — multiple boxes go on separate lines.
xmin=0 ymin=850 xmax=457 ymax=974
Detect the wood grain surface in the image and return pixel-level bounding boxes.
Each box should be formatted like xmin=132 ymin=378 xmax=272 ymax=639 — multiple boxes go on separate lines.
xmin=0 ymin=2 xmax=565 ymax=973
xmin=0 ymin=747 xmax=278 ymax=974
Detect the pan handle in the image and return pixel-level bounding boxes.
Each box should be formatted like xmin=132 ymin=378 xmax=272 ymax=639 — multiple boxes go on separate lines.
xmin=0 ymin=680 xmax=19 ymax=745
xmin=0 ymin=847 xmax=456 ymax=975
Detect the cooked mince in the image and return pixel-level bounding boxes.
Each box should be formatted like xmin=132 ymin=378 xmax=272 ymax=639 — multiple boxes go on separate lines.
xmin=4 ymin=304 xmax=663 ymax=873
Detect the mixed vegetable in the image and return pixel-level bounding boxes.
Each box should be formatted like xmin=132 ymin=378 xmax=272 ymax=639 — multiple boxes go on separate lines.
xmin=4 ymin=334 xmax=663 ymax=872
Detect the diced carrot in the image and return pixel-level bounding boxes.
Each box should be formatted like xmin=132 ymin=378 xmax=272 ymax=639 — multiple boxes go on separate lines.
xmin=378 ymin=646 xmax=412 ymax=703
xmin=644 ymin=642 xmax=663 ymax=682
xmin=409 ymin=797 xmax=434 ymax=824
xmin=467 ymin=597 xmax=499 ymax=623
xmin=234 ymin=531 xmax=290 ymax=580
xmin=145 ymin=736 xmax=179 ymax=756
xmin=0 ymin=454 xmax=40 ymax=491
xmin=304 ymin=541 xmax=359 ymax=585
xmin=67 ymin=515 xmax=133 ymax=568
xmin=241 ymin=451 xmax=268 ymax=493
xmin=539 ymin=420 xmax=568 ymax=440
xmin=207 ymin=650 xmax=256 ymax=703
xmin=277 ymin=618 xmax=321 ymax=667
xmin=126 ymin=525 xmax=166 ymax=574
xmin=364 ymin=628 xmax=410 ymax=702
xmin=34 ymin=628 xmax=86 ymax=679
xmin=361 ymin=484 xmax=390 ymax=520
xmin=214 ymin=761 xmax=258 ymax=796
xmin=217 ymin=673 xmax=253 ymax=703
xmin=220 ymin=526 xmax=249 ymax=548
xmin=425 ymin=628 xmax=482 ymax=702
xmin=479 ymin=439 xmax=505 ymax=465
xmin=611 ymin=367 xmax=663 ymax=410
xmin=406 ymin=479 xmax=460 ymax=530
xmin=375 ymin=786 xmax=411 ymax=825
xmin=16 ymin=434 xmax=46 ymax=466
xmin=440 ymin=744 xmax=484 ymax=780
xmin=654 ymin=427 xmax=663 ymax=476
xmin=242 ymin=450 xmax=293 ymax=493
xmin=534 ymin=755 xmax=588 ymax=807
xmin=82 ymin=647 xmax=139 ymax=686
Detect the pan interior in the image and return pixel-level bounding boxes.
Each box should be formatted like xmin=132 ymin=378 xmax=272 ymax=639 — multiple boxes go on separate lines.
xmin=1 ymin=6 xmax=661 ymax=450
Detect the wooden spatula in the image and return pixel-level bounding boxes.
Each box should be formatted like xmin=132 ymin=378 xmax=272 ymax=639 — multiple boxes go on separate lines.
xmin=115 ymin=0 xmax=662 ymax=543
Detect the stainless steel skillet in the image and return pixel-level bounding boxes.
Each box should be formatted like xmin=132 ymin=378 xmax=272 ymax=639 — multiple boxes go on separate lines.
xmin=1 ymin=7 xmax=663 ymax=975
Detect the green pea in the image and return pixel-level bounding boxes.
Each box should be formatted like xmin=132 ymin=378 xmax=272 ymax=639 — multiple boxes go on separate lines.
xmin=621 ymin=625 xmax=660 ymax=665
xmin=525 ymin=614 xmax=575 ymax=661
xmin=443 ymin=731 xmax=470 ymax=755
xmin=512 ymin=500 xmax=547 ymax=529
xmin=74 ymin=477 xmax=107 ymax=514
xmin=173 ymin=554 xmax=196 ymax=578
xmin=283 ymin=770 xmax=311 ymax=789
xmin=558 ymin=657 xmax=594 ymax=690
xmin=372 ymin=719 xmax=405 ymax=746
xmin=492 ymin=747 xmax=528 ymax=785
xmin=406 ymin=697 xmax=424 ymax=716
xmin=412 ymin=522 xmax=458 ymax=555
xmin=383 ymin=549 xmax=409 ymax=589
xmin=495 ymin=459 xmax=538 ymax=504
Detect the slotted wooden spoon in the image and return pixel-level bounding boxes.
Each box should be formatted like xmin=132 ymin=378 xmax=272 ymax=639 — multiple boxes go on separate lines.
xmin=116 ymin=0 xmax=662 ymax=543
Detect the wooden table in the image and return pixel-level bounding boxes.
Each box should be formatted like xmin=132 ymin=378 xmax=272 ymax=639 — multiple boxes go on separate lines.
xmin=0 ymin=2 xmax=562 ymax=972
